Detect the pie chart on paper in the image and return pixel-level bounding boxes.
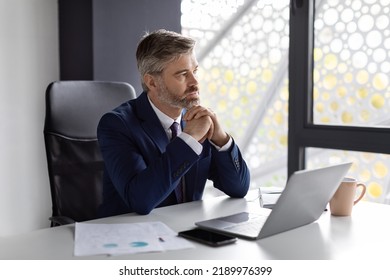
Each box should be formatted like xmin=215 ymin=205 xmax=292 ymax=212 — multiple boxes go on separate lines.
xmin=130 ymin=241 xmax=149 ymax=247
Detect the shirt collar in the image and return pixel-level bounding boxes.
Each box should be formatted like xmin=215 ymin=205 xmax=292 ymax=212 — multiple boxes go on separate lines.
xmin=147 ymin=95 xmax=182 ymax=131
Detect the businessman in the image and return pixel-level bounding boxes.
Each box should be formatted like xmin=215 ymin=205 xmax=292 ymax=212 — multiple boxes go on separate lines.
xmin=97 ymin=29 xmax=250 ymax=217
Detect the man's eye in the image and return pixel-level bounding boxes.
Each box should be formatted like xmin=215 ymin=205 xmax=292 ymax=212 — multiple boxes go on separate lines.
xmin=176 ymin=72 xmax=187 ymax=77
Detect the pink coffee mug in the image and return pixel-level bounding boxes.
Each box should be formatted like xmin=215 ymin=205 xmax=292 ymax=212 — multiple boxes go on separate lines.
xmin=329 ymin=177 xmax=366 ymax=216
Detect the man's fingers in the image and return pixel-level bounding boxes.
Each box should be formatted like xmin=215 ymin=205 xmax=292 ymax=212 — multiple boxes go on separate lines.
xmin=184 ymin=106 xmax=214 ymax=121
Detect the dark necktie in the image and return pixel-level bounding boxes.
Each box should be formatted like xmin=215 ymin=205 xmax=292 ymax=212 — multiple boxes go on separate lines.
xmin=170 ymin=122 xmax=185 ymax=203
xmin=170 ymin=121 xmax=180 ymax=139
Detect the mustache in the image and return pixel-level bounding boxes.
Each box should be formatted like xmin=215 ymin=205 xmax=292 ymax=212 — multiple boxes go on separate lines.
xmin=185 ymin=86 xmax=199 ymax=94
xmin=183 ymin=86 xmax=200 ymax=109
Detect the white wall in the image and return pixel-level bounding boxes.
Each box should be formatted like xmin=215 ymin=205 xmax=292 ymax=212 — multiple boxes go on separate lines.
xmin=0 ymin=0 xmax=59 ymax=236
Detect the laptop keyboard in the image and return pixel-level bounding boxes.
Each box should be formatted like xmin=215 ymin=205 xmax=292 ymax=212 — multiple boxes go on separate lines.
xmin=224 ymin=216 xmax=268 ymax=236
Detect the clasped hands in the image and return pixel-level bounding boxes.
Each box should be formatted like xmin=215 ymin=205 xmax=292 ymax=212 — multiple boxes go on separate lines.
xmin=183 ymin=105 xmax=230 ymax=147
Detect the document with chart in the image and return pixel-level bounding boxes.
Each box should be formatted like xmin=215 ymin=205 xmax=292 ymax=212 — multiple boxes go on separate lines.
xmin=74 ymin=221 xmax=194 ymax=256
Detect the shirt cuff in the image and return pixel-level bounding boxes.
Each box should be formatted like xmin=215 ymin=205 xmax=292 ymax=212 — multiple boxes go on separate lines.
xmin=209 ymin=135 xmax=232 ymax=152
xmin=178 ymin=133 xmax=203 ymax=155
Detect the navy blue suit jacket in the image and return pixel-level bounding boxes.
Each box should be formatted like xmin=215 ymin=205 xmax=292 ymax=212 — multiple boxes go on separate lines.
xmin=97 ymin=92 xmax=250 ymax=217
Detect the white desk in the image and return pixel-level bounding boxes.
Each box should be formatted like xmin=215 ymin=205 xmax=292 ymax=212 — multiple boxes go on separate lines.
xmin=1 ymin=194 xmax=390 ymax=260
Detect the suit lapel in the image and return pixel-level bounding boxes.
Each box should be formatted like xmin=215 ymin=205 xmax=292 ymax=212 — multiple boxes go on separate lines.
xmin=134 ymin=92 xmax=169 ymax=153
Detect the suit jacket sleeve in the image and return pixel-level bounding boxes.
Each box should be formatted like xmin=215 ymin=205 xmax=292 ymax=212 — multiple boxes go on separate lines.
xmin=208 ymin=140 xmax=250 ymax=198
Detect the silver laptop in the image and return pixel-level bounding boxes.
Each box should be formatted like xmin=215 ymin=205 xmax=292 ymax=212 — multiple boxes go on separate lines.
xmin=196 ymin=162 xmax=352 ymax=240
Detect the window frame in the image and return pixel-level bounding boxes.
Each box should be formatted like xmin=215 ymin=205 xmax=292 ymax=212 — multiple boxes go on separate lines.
xmin=288 ymin=0 xmax=390 ymax=177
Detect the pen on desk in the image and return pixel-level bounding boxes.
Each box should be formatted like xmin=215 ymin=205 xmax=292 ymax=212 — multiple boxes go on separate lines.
xmin=159 ymin=237 xmax=165 ymax=242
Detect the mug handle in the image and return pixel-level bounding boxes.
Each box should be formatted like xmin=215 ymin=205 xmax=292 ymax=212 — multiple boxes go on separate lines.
xmin=354 ymin=183 xmax=366 ymax=205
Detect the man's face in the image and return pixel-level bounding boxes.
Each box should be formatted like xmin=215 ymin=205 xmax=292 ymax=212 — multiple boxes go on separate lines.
xmin=155 ymin=53 xmax=200 ymax=109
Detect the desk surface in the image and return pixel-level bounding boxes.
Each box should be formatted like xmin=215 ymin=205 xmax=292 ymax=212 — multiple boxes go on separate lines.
xmin=1 ymin=194 xmax=390 ymax=260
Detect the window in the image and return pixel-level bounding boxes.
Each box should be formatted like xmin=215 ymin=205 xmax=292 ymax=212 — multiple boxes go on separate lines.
xmin=181 ymin=0 xmax=291 ymax=188
xmin=313 ymin=0 xmax=390 ymax=127
xmin=289 ymin=0 xmax=390 ymax=204
xmin=182 ymin=0 xmax=390 ymax=204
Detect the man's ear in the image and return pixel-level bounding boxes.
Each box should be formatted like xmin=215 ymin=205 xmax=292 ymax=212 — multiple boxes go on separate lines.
xmin=143 ymin=74 xmax=157 ymax=91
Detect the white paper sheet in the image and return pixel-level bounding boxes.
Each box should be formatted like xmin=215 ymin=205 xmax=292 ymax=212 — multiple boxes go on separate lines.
xmin=74 ymin=221 xmax=194 ymax=257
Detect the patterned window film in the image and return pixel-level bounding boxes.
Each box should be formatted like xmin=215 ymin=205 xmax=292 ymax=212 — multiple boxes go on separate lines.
xmin=182 ymin=0 xmax=290 ymax=189
xmin=309 ymin=0 xmax=390 ymax=204
xmin=314 ymin=0 xmax=390 ymax=127
xmin=181 ymin=0 xmax=390 ymax=203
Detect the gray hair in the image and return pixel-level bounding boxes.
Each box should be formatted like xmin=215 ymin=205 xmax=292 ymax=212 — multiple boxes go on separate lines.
xmin=136 ymin=29 xmax=196 ymax=91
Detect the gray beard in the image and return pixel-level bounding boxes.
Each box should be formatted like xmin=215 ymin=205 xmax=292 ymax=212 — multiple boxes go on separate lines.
xmin=156 ymin=79 xmax=200 ymax=109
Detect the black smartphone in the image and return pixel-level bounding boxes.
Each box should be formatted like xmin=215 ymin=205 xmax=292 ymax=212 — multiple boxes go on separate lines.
xmin=178 ymin=228 xmax=237 ymax=247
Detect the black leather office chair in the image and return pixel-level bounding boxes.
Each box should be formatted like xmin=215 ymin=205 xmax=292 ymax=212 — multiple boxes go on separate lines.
xmin=44 ymin=81 xmax=136 ymax=226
